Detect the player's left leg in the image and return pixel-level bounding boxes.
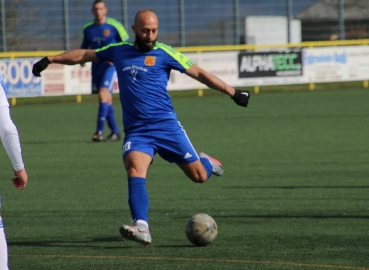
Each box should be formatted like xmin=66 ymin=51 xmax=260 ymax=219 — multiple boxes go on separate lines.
xmin=176 ymin=152 xmax=223 ymax=183
xmin=103 ymin=67 xmax=120 ymax=142
xmin=199 ymin=152 xmax=224 ymax=176
xmin=93 ymin=86 xmax=110 ymax=142
xmin=155 ymin=120 xmax=223 ymax=183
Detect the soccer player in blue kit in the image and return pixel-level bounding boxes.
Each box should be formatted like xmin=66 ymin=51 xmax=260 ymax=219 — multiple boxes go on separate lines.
xmin=81 ymin=0 xmax=130 ymax=142
xmin=32 ymin=9 xmax=250 ymax=247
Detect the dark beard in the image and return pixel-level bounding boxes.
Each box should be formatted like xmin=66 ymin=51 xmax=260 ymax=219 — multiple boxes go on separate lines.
xmin=135 ymin=35 xmax=157 ymax=52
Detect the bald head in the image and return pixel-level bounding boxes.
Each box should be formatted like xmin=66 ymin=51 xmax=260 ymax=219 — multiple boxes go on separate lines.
xmin=132 ymin=9 xmax=159 ymax=52
xmin=134 ymin=9 xmax=158 ymax=27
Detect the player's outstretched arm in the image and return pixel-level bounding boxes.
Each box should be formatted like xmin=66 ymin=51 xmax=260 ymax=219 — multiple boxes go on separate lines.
xmin=185 ymin=64 xmax=235 ymax=96
xmin=185 ymin=64 xmax=250 ymax=107
xmin=32 ymin=49 xmax=99 ymax=77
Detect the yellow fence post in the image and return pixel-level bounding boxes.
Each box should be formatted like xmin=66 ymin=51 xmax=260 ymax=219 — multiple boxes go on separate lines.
xmin=363 ymin=80 xmax=368 ymax=88
xmin=254 ymin=86 xmax=259 ymax=94
xmin=11 ymin=98 xmax=16 ymax=106
xmin=309 ymin=83 xmax=315 ymax=91
xmin=198 ymin=89 xmax=203 ymax=97
xmin=76 ymin=95 xmax=82 ymax=103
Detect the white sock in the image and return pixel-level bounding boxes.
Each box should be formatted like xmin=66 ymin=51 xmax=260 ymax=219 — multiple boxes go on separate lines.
xmin=0 ymin=217 xmax=9 ymax=270
xmin=136 ymin=219 xmax=149 ymax=229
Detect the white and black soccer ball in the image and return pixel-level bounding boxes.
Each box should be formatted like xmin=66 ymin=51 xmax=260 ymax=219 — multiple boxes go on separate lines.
xmin=185 ymin=213 xmax=218 ymax=247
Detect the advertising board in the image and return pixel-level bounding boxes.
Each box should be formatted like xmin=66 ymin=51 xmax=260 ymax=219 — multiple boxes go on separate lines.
xmin=0 ymin=59 xmax=42 ymax=97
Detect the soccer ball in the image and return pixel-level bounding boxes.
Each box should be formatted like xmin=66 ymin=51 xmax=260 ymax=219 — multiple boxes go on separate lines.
xmin=185 ymin=213 xmax=218 ymax=246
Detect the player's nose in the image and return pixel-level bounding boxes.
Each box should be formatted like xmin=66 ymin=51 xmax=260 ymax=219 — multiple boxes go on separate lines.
xmin=147 ymin=30 xmax=156 ymax=40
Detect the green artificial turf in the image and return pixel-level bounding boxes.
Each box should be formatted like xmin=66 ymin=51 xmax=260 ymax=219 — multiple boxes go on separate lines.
xmin=0 ymin=88 xmax=368 ymax=269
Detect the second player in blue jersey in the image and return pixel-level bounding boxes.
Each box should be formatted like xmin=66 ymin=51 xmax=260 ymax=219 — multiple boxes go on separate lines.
xmin=81 ymin=0 xmax=129 ymax=142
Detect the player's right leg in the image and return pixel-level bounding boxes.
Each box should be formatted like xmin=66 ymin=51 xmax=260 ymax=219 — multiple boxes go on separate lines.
xmin=91 ymin=75 xmax=105 ymax=142
xmin=119 ymin=138 xmax=155 ymax=246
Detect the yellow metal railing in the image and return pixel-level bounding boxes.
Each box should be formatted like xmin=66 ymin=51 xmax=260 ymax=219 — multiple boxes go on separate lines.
xmin=0 ymin=39 xmax=368 ymax=58
xmin=0 ymin=51 xmax=65 ymax=59
xmin=175 ymin=39 xmax=369 ymax=53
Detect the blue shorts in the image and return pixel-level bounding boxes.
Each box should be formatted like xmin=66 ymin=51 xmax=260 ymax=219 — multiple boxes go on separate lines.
xmin=91 ymin=65 xmax=116 ymax=94
xmin=122 ymin=120 xmax=200 ymax=164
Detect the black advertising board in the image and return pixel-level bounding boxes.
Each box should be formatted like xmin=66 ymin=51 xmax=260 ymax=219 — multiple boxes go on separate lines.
xmin=238 ymin=51 xmax=303 ymax=78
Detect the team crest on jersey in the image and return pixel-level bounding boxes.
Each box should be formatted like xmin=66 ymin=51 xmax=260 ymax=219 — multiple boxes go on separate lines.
xmin=103 ymin=29 xmax=110 ymax=37
xmin=144 ymin=56 xmax=156 ymax=66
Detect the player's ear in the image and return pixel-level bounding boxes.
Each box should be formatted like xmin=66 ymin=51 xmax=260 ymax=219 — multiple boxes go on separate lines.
xmin=131 ymin=25 xmax=136 ymax=33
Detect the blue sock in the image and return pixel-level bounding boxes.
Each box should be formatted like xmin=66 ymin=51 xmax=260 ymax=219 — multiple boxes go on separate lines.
xmin=97 ymin=102 xmax=109 ymax=133
xmin=128 ymin=177 xmax=149 ymax=223
xmin=106 ymin=104 xmax=120 ymax=134
xmin=200 ymin=157 xmax=213 ymax=179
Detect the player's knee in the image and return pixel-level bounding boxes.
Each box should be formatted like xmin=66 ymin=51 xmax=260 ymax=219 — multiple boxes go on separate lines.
xmin=126 ymin=167 xmax=139 ymax=177
xmin=125 ymin=165 xmax=148 ymax=178
xmin=99 ymin=88 xmax=110 ymax=102
xmin=189 ymin=171 xmax=208 ymax=183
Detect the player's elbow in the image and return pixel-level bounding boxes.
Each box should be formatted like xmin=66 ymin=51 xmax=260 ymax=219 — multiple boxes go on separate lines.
xmin=81 ymin=50 xmax=99 ymax=64
xmin=0 ymin=121 xmax=17 ymax=140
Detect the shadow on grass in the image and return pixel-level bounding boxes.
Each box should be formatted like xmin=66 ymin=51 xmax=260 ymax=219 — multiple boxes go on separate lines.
xmin=8 ymin=237 xmax=135 ymax=249
xmin=8 ymin=238 xmax=195 ymax=249
xmin=21 ymin=140 xmax=98 ymax=145
xmin=173 ymin=214 xmax=369 ymax=220
xmin=226 ymin=186 xmax=369 ymax=189
xmin=210 ymin=215 xmax=369 ymax=219
xmin=155 ymin=245 xmax=195 ymax=248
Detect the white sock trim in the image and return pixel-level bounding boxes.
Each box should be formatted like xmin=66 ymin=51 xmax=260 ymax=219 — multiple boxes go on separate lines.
xmin=136 ymin=219 xmax=149 ymax=228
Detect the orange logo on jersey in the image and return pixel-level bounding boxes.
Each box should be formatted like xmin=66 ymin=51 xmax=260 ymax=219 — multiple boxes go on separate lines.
xmin=144 ymin=56 xmax=156 ymax=66
xmin=103 ymin=29 xmax=110 ymax=37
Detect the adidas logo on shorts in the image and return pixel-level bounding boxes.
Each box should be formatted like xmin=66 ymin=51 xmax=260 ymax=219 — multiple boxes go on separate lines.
xmin=183 ymin=152 xmax=192 ymax=159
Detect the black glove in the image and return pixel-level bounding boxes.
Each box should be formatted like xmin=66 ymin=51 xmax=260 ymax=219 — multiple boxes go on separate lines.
xmin=232 ymin=90 xmax=250 ymax=107
xmin=32 ymin=57 xmax=51 ymax=77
